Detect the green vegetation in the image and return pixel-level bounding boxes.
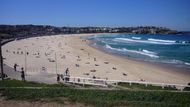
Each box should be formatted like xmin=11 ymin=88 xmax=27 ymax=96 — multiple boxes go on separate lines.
xmin=0 ymin=25 xmax=178 ymax=39
xmin=0 ymin=80 xmax=190 ymax=107
xmin=0 ymin=79 xmax=67 ymax=88
xmin=118 ymin=82 xmax=177 ymax=91
xmin=183 ymin=83 xmax=190 ymax=91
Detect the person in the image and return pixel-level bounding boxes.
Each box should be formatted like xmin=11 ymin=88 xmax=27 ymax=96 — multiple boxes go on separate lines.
xmin=57 ymin=74 xmax=60 ymax=82
xmin=65 ymin=68 xmax=70 ymax=82
xmin=0 ymin=73 xmax=8 ymax=79
xmin=65 ymin=68 xmax=69 ymax=76
xmin=78 ymin=78 xmax=80 ymax=83
xmin=21 ymin=67 xmax=25 ymax=81
xmin=14 ymin=63 xmax=18 ymax=71
xmin=60 ymin=74 xmax=64 ymax=81
xmin=93 ymin=75 xmax=96 ymax=79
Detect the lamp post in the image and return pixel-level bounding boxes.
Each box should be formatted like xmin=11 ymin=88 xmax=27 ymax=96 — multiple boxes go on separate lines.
xmin=55 ymin=52 xmax=58 ymax=74
xmin=24 ymin=46 xmax=27 ymax=76
xmin=0 ymin=36 xmax=4 ymax=80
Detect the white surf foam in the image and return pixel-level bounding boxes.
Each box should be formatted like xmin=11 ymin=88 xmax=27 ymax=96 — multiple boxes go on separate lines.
xmin=114 ymin=38 xmax=175 ymax=45
xmin=105 ymin=44 xmax=159 ymax=58
xmin=160 ymin=59 xmax=184 ymax=65
xmin=132 ymin=37 xmax=141 ymax=40
xmin=185 ymin=62 xmax=190 ymax=66
xmin=142 ymin=49 xmax=157 ymax=55
xmin=102 ymin=40 xmax=118 ymax=45
xmin=148 ymin=38 xmax=176 ymax=43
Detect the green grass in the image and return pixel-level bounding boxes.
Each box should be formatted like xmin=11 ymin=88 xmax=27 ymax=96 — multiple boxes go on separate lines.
xmin=183 ymin=87 xmax=190 ymax=91
xmin=118 ymin=82 xmax=178 ymax=91
xmin=0 ymin=80 xmax=190 ymax=107
xmin=0 ymin=79 xmax=68 ymax=88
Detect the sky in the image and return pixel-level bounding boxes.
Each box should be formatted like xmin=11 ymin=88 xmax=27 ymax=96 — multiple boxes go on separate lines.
xmin=0 ymin=0 xmax=190 ymax=31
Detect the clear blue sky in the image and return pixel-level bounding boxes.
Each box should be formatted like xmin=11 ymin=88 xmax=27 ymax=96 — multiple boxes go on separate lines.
xmin=1 ymin=0 xmax=190 ymax=31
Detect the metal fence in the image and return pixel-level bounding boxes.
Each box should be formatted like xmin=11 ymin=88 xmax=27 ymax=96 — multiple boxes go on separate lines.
xmin=62 ymin=76 xmax=190 ymax=90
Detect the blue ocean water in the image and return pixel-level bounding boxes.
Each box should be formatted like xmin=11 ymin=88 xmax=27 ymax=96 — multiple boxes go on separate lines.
xmin=88 ymin=34 xmax=190 ymax=69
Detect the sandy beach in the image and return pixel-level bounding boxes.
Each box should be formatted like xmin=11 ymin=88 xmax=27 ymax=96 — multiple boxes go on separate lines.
xmin=2 ymin=34 xmax=190 ymax=85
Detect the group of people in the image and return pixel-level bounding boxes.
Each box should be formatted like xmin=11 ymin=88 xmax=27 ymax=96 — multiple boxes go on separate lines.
xmin=14 ymin=63 xmax=25 ymax=81
xmin=57 ymin=68 xmax=70 ymax=82
xmin=14 ymin=63 xmax=71 ymax=83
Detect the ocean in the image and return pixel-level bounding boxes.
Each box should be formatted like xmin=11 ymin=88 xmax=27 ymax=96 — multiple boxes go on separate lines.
xmin=87 ymin=34 xmax=190 ymax=69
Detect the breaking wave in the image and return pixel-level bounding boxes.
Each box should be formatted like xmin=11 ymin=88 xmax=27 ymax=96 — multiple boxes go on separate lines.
xmin=185 ymin=62 xmax=190 ymax=66
xmin=114 ymin=38 xmax=189 ymax=45
xmin=132 ymin=37 xmax=141 ymax=40
xmin=105 ymin=44 xmax=159 ymax=58
xmin=148 ymin=38 xmax=175 ymax=43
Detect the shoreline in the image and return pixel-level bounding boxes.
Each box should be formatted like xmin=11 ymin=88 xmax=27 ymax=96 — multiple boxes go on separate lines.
xmin=2 ymin=34 xmax=190 ymax=85
xmin=78 ymin=34 xmax=190 ymax=84
xmin=90 ymin=41 xmax=190 ymax=74
xmin=86 ymin=33 xmax=190 ymax=72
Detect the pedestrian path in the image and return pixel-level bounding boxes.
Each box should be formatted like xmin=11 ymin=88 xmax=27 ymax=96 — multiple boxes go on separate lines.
xmin=1 ymin=64 xmax=57 ymax=84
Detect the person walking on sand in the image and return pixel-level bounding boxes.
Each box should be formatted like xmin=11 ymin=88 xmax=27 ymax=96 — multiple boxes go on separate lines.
xmin=21 ymin=67 xmax=25 ymax=81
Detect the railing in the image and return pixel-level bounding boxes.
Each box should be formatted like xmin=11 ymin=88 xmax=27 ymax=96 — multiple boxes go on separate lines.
xmin=62 ymin=76 xmax=190 ymax=90
xmin=107 ymin=80 xmax=190 ymax=90
xmin=62 ymin=76 xmax=107 ymax=87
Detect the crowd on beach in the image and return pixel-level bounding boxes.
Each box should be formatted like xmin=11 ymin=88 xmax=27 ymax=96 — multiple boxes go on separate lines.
xmin=2 ymin=35 xmax=145 ymax=84
xmin=2 ymin=34 xmax=190 ymax=88
xmin=1 ymin=33 xmax=190 ymax=94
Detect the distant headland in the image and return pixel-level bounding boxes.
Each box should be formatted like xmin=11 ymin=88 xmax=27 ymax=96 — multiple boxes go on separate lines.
xmin=0 ymin=24 xmax=189 ymax=39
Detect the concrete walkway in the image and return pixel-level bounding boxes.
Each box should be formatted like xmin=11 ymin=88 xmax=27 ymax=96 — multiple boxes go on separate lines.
xmin=1 ymin=63 xmax=57 ymax=84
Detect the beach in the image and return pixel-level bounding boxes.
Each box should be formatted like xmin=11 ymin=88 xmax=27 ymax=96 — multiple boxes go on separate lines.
xmin=2 ymin=34 xmax=190 ymax=85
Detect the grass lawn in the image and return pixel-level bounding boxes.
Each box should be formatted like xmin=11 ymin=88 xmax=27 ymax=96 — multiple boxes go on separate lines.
xmin=117 ymin=82 xmax=178 ymax=90
xmin=0 ymin=80 xmax=190 ymax=107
